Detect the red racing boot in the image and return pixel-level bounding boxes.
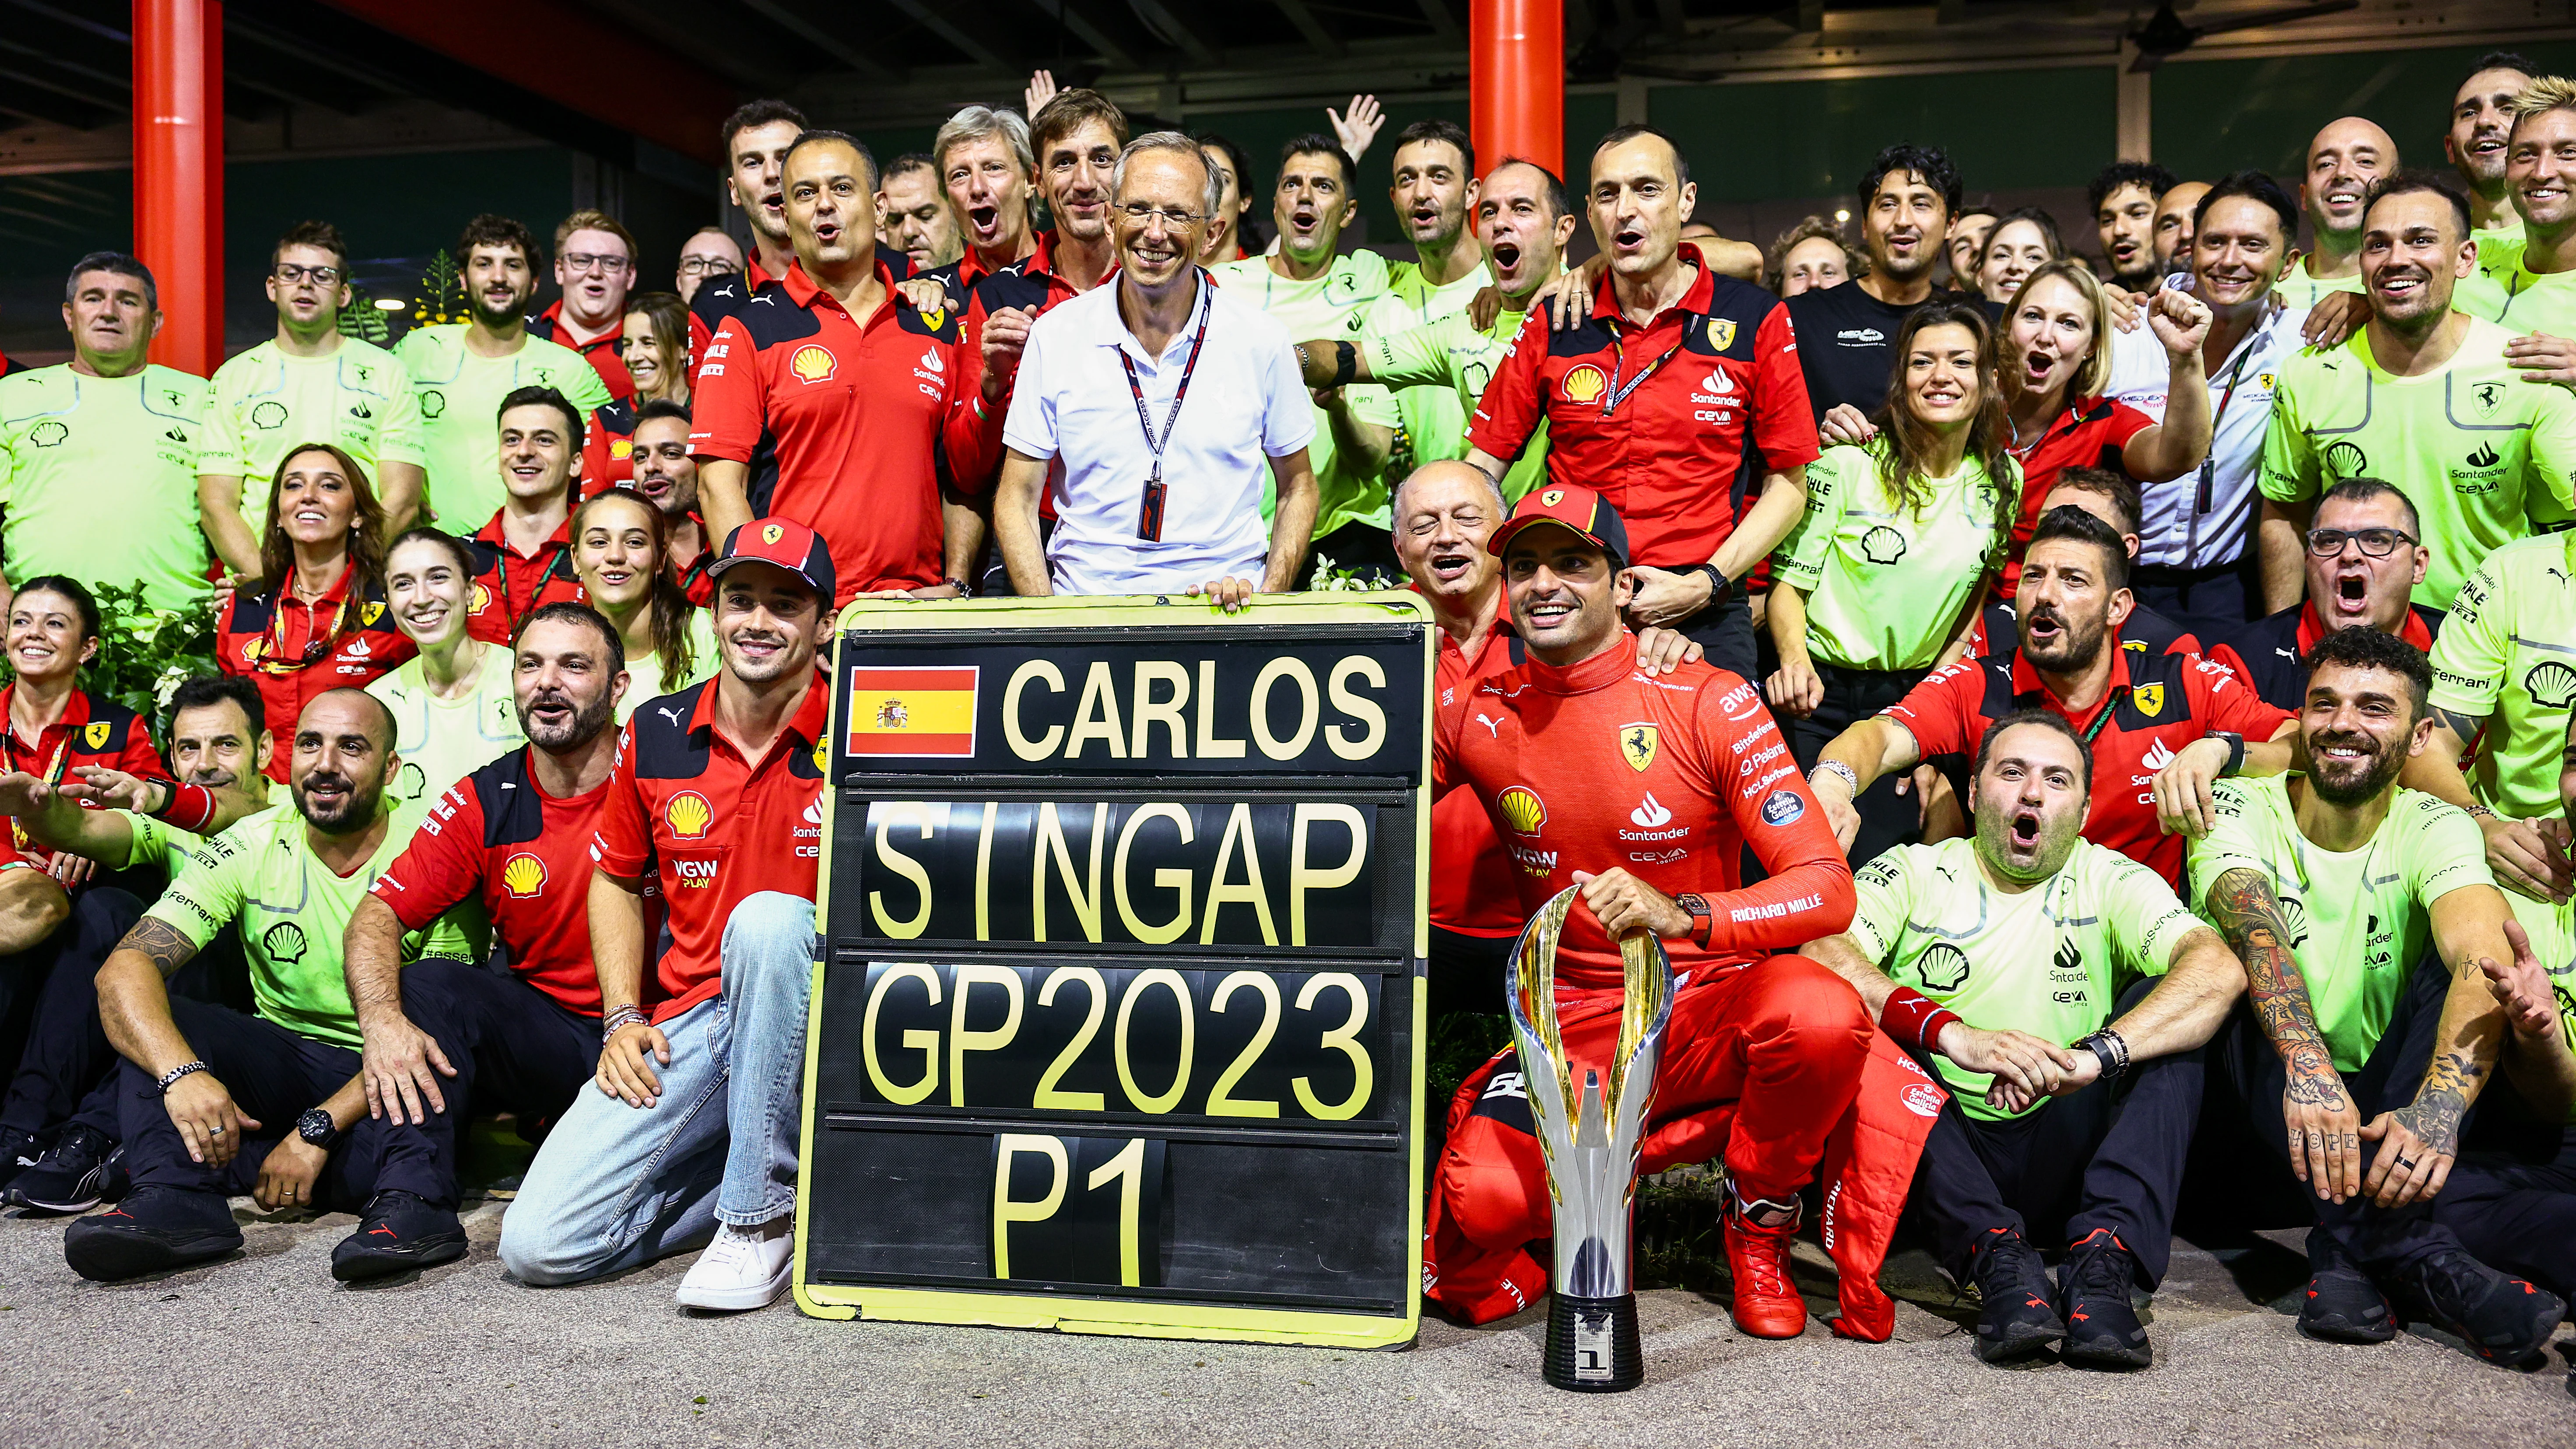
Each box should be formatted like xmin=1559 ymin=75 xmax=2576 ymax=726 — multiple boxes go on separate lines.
xmin=1724 ymin=1189 xmax=1807 ymax=1339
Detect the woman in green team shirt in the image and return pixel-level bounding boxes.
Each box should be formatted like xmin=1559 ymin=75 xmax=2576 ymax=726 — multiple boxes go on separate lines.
xmin=366 ymin=527 xmax=525 ymax=819
xmin=1770 ymin=300 xmax=2021 ymax=865
xmin=569 ymin=487 xmax=712 ymax=716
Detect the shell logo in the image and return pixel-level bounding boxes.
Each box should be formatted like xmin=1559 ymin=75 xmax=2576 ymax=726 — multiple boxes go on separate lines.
xmin=469 ymin=582 xmax=492 ymax=616
xmin=610 ymin=439 xmax=632 ymax=460
xmin=1497 ymin=786 xmax=1546 ymax=835
xmin=666 ymin=790 xmax=714 ymax=839
xmin=241 ymin=636 xmax=267 ymax=663
xmin=1560 ymin=364 xmax=1607 ymax=404
xmin=502 ymin=852 xmax=547 ymax=898
xmin=789 ymin=345 xmax=837 ymax=384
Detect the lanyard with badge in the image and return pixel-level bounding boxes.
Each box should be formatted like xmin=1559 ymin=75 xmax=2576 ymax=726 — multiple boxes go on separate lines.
xmin=1597 ymin=318 xmax=1688 ymax=420
xmin=1120 ymin=271 xmax=1214 ymax=542
xmin=2194 ymin=320 xmax=2267 ymax=516
xmin=253 ymin=588 xmax=348 ymax=674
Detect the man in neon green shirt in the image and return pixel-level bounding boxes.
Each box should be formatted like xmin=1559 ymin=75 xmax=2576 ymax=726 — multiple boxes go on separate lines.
xmin=1362 ymin=119 xmax=1489 ymax=478
xmin=2476 ymin=78 xmax=2576 ymax=386
xmin=2449 ymin=52 xmax=2537 ymax=245
xmin=2278 ymin=117 xmax=2398 ymax=312
xmin=2190 ymin=628 xmax=2559 ymax=1361
xmin=61 ymin=689 xmax=484 ymax=1285
xmin=0 ymin=254 xmax=210 ymax=613
xmin=1211 ymin=137 xmax=1400 ymax=582
xmin=198 ymin=221 xmax=426 ymax=578
xmin=394 ymin=214 xmax=611 ymax=528
xmin=1292 ymin=159 xmax=1576 ymax=505
xmin=2259 ymin=177 xmax=2576 ymax=609
xmin=1811 ymin=711 xmax=2240 ymax=1366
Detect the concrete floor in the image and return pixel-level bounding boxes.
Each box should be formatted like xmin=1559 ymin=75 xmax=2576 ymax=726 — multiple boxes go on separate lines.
xmin=0 ymin=1191 xmax=2568 ymax=1449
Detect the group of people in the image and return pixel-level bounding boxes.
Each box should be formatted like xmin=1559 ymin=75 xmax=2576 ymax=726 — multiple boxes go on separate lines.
xmin=0 ymin=49 xmax=2568 ymax=1383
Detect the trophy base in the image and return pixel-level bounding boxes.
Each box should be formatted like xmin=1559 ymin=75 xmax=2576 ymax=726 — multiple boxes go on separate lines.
xmin=1543 ymin=1292 xmax=1643 ymax=1391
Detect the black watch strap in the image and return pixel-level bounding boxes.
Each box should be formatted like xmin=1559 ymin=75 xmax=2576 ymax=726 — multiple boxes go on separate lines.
xmin=297 ymin=1107 xmax=338 ymax=1150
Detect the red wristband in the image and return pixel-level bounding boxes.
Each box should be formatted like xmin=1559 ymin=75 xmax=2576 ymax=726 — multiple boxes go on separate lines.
xmin=1881 ymin=986 xmax=1961 ymax=1054
xmin=149 ymin=781 xmax=218 ymax=833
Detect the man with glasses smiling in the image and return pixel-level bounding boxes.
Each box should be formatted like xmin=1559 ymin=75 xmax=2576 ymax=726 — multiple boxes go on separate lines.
xmin=526 ymin=210 xmax=641 ymax=402
xmin=995 ymin=133 xmax=1319 ymax=603
xmin=199 ymin=221 xmax=426 ymax=576
xmin=2217 ymin=479 xmax=2444 ymax=711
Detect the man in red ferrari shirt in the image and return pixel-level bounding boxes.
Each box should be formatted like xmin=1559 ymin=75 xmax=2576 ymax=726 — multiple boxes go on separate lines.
xmin=1426 ymin=481 xmax=1871 ymax=1339
xmin=692 ymin=131 xmax=1005 ymax=605
xmin=337 ymin=603 xmax=628 ymax=1278
xmin=1465 ymin=125 xmax=1821 ymax=681
xmin=498 ymin=518 xmax=832 ymax=1315
xmin=1813 ymin=508 xmax=2297 ymax=887
xmin=462 ymin=386 xmax=586 ymax=642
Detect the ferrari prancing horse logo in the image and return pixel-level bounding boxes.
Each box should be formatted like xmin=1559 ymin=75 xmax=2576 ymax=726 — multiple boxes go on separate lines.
xmin=1619 ymin=723 xmax=1659 ymax=772
xmin=2131 ymin=683 xmax=2165 ymax=718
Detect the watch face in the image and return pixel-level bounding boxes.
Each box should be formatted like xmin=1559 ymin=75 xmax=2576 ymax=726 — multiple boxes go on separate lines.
xmin=298 ymin=1109 xmax=334 ymax=1144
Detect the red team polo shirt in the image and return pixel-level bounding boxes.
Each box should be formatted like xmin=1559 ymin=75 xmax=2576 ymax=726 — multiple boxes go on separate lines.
xmin=463 ymin=510 xmax=579 ymax=643
xmin=370 ymin=747 xmax=626 ymax=1015
xmin=526 ymin=300 xmax=632 ymax=401
xmin=1997 ymin=395 xmax=2154 ymax=597
xmin=591 ymin=673 xmax=828 ymax=1024
xmin=691 ymin=260 xmax=1002 ymax=603
xmin=1468 ymin=248 xmax=1821 ymax=568
xmin=1882 ymin=644 xmax=2290 ymax=884
xmin=0 ymin=686 xmax=170 ymax=869
xmin=216 ymin=565 xmax=416 ymax=781
xmin=579 ymin=396 xmax=642 ymax=492
xmin=1430 ymin=619 xmax=1528 ymax=938
xmin=1433 ymin=638 xmax=1855 ymax=988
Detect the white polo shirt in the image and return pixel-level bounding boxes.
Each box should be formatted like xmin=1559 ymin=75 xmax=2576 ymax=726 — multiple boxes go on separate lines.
xmin=2106 ymin=280 xmax=2310 ymax=568
xmin=1003 ymin=273 xmax=1316 ymax=595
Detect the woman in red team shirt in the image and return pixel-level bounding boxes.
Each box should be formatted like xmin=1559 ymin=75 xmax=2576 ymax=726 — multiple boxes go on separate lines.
xmin=0 ymin=576 xmax=172 ymax=916
xmin=216 ymin=444 xmax=414 ymax=780
xmin=582 ymin=291 xmax=692 ymax=496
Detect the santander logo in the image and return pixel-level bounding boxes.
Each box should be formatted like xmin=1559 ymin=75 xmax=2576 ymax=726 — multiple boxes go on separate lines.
xmin=2141 ymin=737 xmax=2175 ymax=770
xmin=1630 ymin=793 xmax=1674 ymax=828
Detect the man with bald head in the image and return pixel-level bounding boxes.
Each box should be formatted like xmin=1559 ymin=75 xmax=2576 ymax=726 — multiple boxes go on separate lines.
xmin=61 ymin=688 xmax=486 ymax=1284
xmin=2283 ymin=116 xmax=2399 ymax=309
xmin=2153 ymin=181 xmax=2211 ymax=277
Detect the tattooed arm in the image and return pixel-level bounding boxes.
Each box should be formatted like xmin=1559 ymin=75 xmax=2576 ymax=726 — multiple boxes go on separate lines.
xmin=96 ymin=916 xmax=260 ymax=1169
xmin=2205 ymin=866 xmax=2365 ymax=1202
xmin=2401 ymin=705 xmax=2573 ymax=903
xmin=2361 ymin=884 xmax=2515 ymax=1207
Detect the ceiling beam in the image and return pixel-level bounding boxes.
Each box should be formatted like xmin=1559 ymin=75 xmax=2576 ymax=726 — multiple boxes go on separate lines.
xmin=1126 ymin=0 xmax=1225 ymax=66
xmin=1269 ymin=0 xmax=1347 ymax=59
xmin=878 ymin=0 xmax=1021 ymax=71
xmin=1412 ymin=0 xmax=1460 ymax=42
xmin=731 ymin=0 xmax=909 ymax=84
xmin=0 ymin=78 xmax=117 ymax=131
xmin=1021 ymin=0 xmax=1140 ymax=70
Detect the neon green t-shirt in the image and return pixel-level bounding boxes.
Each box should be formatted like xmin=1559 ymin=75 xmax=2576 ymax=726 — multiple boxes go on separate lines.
xmin=1850 ymin=835 xmax=2200 ymax=1119
xmin=1772 ymin=440 xmax=2018 ymax=671
xmin=198 ymin=338 xmax=423 ymax=537
xmin=145 ymin=802 xmax=481 ymax=1048
xmin=2457 ymin=257 xmax=2576 ymax=340
xmin=1365 ymin=302 xmax=1550 ymax=503
xmin=2277 ymin=260 xmax=2365 ymax=313
xmin=2502 ymin=888 xmax=2576 ymax=1123
xmin=1211 ymin=251 xmax=1400 ymax=540
xmin=0 ymin=363 xmax=212 ymax=612
xmin=392 ymin=325 xmax=611 ymax=529
xmin=109 ymin=808 xmax=199 ymax=884
xmin=1366 ymin=258 xmax=1489 ymax=477
xmin=2259 ymin=316 xmax=2576 ymax=607
xmin=366 ymin=646 xmax=526 ymax=834
xmin=2426 ymin=531 xmax=2576 ymax=820
xmin=2189 ymin=777 xmax=2492 ymax=1072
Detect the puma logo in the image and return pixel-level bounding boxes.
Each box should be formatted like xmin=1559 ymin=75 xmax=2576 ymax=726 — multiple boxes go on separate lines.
xmin=1473 ymin=713 xmax=1502 ymax=737
xmin=656 ymin=706 xmax=685 ymax=727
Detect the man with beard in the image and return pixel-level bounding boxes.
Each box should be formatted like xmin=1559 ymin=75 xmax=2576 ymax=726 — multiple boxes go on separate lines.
xmin=396 ymin=215 xmax=612 ymax=528
xmin=525 ymin=210 xmax=639 ymax=401
xmin=1361 ymin=120 xmax=1488 ymax=476
xmin=876 ymin=154 xmax=962 ymax=274
xmin=1814 ymin=509 xmax=2296 ymax=888
xmin=2218 ymin=478 xmax=2443 ymax=711
xmin=0 ymin=676 xmax=273 ymax=1210
xmin=1212 ymin=137 xmax=1404 ymax=583
xmin=1809 ymin=711 xmax=2244 ymax=1365
xmin=627 ymin=401 xmax=713 ymax=603
xmin=2192 ymin=628 xmax=2564 ymax=1365
xmin=338 ymin=604 xmax=628 ymax=1281
xmin=2279 ymin=117 xmax=2400 ymax=312
xmin=2258 ymin=175 xmax=2576 ymax=614
xmin=1292 ymin=160 xmax=1577 ymax=505
xmin=2447 ymin=52 xmax=2538 ymax=246
xmin=2090 ymin=161 xmax=2178 ymax=295
xmin=1788 ymin=144 xmax=1969 ymax=421
xmin=57 ymin=689 xmax=484 ymax=1281
xmin=498 ymin=519 xmax=832 ymax=1313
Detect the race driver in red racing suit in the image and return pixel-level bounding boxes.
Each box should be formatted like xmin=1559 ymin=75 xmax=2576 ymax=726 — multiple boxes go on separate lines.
xmin=1428 ymin=481 xmax=1903 ymax=1340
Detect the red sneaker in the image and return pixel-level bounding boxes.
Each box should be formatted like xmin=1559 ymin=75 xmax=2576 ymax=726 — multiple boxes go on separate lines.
xmin=1724 ymin=1192 xmax=1807 ymax=1339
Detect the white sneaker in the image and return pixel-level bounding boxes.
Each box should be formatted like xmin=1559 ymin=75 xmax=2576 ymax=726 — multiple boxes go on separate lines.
xmin=675 ymin=1215 xmax=794 ymax=1311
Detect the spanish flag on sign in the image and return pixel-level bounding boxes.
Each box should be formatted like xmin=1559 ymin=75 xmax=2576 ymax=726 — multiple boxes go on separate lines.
xmin=845 ymin=666 xmax=979 ymax=758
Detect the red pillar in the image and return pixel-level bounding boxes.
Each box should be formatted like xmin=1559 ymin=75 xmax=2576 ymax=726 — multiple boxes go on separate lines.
xmin=133 ymin=0 xmax=225 ymax=376
xmin=1470 ymin=0 xmax=1563 ymax=180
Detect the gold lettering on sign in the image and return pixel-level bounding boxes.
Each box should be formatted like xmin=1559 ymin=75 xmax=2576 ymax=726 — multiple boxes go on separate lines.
xmin=1113 ymin=804 xmax=1194 ymax=944
xmin=1115 ymin=968 xmax=1194 ymax=1114
xmin=1066 ymin=662 xmax=1127 ymax=759
xmin=1033 ymin=802 xmax=1107 ymax=942
xmin=1290 ymin=803 xmax=1367 ymax=946
xmin=1250 ymin=658 xmax=1320 ymax=760
xmin=992 ymin=1134 xmax=1068 ymax=1279
xmin=1130 ymin=661 xmax=1190 ymax=758
xmin=1195 ymin=660 xmax=1247 ymax=758
xmin=1327 ymin=656 xmax=1387 ymax=761
xmin=1032 ymin=967 xmax=1108 ymax=1111
xmin=863 ymin=964 xmax=942 ymax=1104
xmin=973 ymin=801 xmax=998 ymax=940
xmin=1201 ymin=803 xmax=1279 ymax=945
xmin=868 ymin=803 xmax=936 ymax=939
xmin=1004 ymin=661 xmax=1066 ymax=760
xmin=949 ymin=963 xmax=1025 ymax=1107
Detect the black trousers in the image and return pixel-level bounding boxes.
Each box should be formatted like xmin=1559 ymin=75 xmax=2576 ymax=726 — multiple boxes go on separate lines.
xmin=1428 ymin=926 xmax=1514 ymax=1021
xmin=1902 ymin=978 xmax=2202 ymax=1287
xmin=1677 ymin=590 xmax=1758 ymax=685
xmin=2432 ymin=1120 xmax=2576 ymax=1298
xmin=383 ymin=958 xmax=599 ymax=1208
xmin=2134 ymin=554 xmax=2260 ymax=649
xmin=2215 ymin=954 xmax=2466 ymax=1276
xmin=1783 ymin=662 xmax=1930 ymax=870
xmin=117 ymin=997 xmax=431 ymax=1208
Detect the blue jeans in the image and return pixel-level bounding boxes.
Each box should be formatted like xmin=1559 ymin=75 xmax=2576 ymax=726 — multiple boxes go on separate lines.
xmin=498 ymin=892 xmax=816 ymax=1287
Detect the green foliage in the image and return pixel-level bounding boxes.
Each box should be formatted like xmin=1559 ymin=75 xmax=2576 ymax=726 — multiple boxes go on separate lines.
xmin=79 ymin=581 xmax=221 ymax=729
xmin=410 ymin=249 xmax=468 ymax=330
xmin=339 ymin=291 xmax=392 ymax=345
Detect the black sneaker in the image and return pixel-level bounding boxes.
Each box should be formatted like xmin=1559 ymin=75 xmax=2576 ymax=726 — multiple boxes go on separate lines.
xmin=1969 ymin=1227 xmax=2065 ymax=1362
xmin=5 ymin=1126 xmax=126 ymax=1214
xmin=2396 ymin=1249 xmax=2565 ymax=1366
xmin=0 ymin=1127 xmax=38 ymax=1193
xmin=2298 ymin=1263 xmax=2397 ymax=1344
xmin=2058 ymin=1228 xmax=2153 ymax=1368
xmin=330 ymin=1189 xmax=467 ymax=1283
xmin=62 ymin=1186 xmax=240 ymax=1281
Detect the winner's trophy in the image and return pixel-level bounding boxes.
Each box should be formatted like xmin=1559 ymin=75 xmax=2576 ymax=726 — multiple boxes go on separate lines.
xmin=1506 ymin=884 xmax=1675 ymax=1393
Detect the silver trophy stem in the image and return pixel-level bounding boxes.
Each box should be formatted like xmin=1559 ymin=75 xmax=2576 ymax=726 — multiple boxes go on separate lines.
xmin=1505 ymin=885 xmax=1676 ymax=1390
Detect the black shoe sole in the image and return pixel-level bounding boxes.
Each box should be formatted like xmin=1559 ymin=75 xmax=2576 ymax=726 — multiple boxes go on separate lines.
xmin=2061 ymin=1335 xmax=2153 ymax=1368
xmin=330 ymin=1230 xmax=467 ymax=1283
xmin=2439 ymin=1290 xmax=2567 ymax=1366
xmin=1973 ymin=1318 xmax=2066 ymax=1363
xmin=63 ymin=1224 xmax=242 ymax=1282
xmin=2296 ymin=1311 xmax=2397 ymax=1344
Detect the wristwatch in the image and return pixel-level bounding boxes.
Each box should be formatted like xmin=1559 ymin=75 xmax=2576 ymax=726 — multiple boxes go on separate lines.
xmin=1674 ymin=891 xmax=1713 ymax=948
xmin=1685 ymin=562 xmax=1730 ymax=609
xmin=296 ymin=1108 xmax=339 ymax=1151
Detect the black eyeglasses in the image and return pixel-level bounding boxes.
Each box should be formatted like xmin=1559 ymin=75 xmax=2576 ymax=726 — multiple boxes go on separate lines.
xmin=274 ymin=263 xmax=342 ymax=285
xmin=2306 ymin=527 xmax=2416 ymax=558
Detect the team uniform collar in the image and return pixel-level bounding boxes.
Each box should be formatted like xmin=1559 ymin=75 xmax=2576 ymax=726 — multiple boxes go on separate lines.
xmin=474 ymin=508 xmax=573 ymax=558
xmin=681 ymin=670 xmax=832 ymax=754
xmin=2295 ymin=602 xmax=2434 ymax=656
xmin=1523 ymin=631 xmax=1639 ymax=695
xmin=781 ymin=256 xmax=901 ymax=319
xmin=271 ymin=556 xmax=358 ymax=608
xmin=2009 ymin=639 xmax=2136 ymax=728
xmin=0 ymin=681 xmax=93 ymax=745
xmin=1586 ymin=244 xmax=1715 ymax=326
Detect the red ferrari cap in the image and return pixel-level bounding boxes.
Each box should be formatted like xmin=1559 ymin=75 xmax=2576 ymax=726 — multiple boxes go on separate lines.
xmin=709 ymin=516 xmax=836 ymax=602
xmin=1487 ymin=482 xmax=1631 ymax=568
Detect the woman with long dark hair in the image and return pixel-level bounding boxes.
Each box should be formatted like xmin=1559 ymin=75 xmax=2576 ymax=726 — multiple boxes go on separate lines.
xmin=569 ymin=488 xmax=712 ymax=716
xmin=215 ymin=443 xmax=412 ymax=780
xmin=1972 ymin=206 xmax=2067 ymax=307
xmin=1768 ymin=300 xmax=2020 ymax=863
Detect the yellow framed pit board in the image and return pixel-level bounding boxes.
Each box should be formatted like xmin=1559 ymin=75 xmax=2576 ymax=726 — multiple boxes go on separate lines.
xmin=793 ymin=592 xmax=1435 ymax=1349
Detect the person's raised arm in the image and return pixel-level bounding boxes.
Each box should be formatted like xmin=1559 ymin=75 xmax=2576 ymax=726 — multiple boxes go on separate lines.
xmin=1317 ymin=388 xmax=1393 ymax=479
xmin=0 ymin=768 xmax=137 ymax=862
xmin=2120 ymin=291 xmax=2215 ymax=482
xmin=376 ymin=460 xmax=426 ymax=539
xmin=2257 ymin=500 xmax=2310 ymax=614
xmin=1812 ymin=711 xmax=1931 ymax=851
xmin=2360 ymin=884 xmax=2516 ymax=1207
xmin=2204 ymin=863 xmax=2363 ymax=1203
